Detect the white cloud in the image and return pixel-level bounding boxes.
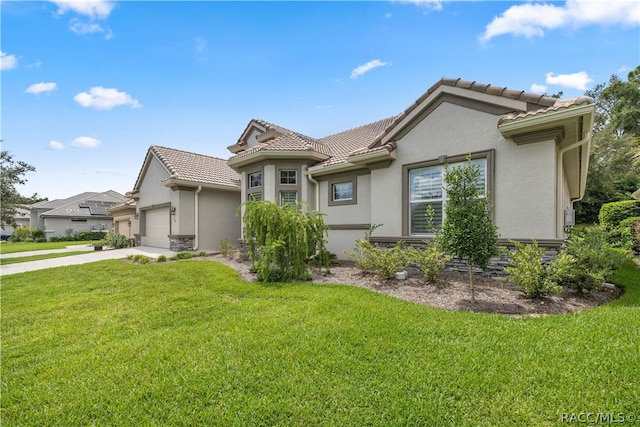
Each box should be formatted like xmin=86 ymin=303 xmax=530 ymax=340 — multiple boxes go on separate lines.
xmin=72 ymin=136 xmax=101 ymax=148
xmin=49 ymin=140 xmax=65 ymax=150
xmin=530 ymin=84 xmax=547 ymax=94
xmin=480 ymin=0 xmax=639 ymax=42
xmin=1 ymin=51 xmax=18 ymax=71
xmin=395 ymin=0 xmax=443 ymax=11
xmin=350 ymin=59 xmax=390 ymax=80
xmin=545 ymin=71 xmax=594 ymax=91
xmin=74 ymin=86 xmax=141 ymax=110
xmin=51 ymin=0 xmax=115 ymax=19
xmin=26 ymin=82 xmax=58 ymax=95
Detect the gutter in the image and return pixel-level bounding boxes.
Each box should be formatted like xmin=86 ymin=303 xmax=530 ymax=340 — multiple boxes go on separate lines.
xmin=305 ymin=166 xmax=320 ymax=211
xmin=557 ymin=130 xmax=591 ymax=235
xmin=193 ymin=186 xmax=202 ymax=250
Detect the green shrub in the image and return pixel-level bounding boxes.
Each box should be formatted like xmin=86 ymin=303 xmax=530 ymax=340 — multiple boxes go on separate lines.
xmin=11 ymin=227 xmax=33 ymax=242
xmin=555 ymin=226 xmax=629 ymax=294
xmin=135 ymin=255 xmax=150 ymax=264
xmin=504 ymin=240 xmax=563 ymax=298
xmin=599 ymin=200 xmax=640 ymax=230
xmin=75 ymin=231 xmax=107 ymax=241
xmin=157 ymin=255 xmax=167 ymax=263
xmin=104 ymin=231 xmax=129 ymax=249
xmin=611 ymin=216 xmax=640 ymax=253
xmin=31 ymin=227 xmax=44 ymax=240
xmin=409 ymin=243 xmax=451 ymax=284
xmin=346 ymin=235 xmax=413 ymax=280
xmin=172 ymin=252 xmax=193 ymax=260
xmin=198 ymin=251 xmax=208 ymax=257
xmin=218 ymin=239 xmax=236 ymax=258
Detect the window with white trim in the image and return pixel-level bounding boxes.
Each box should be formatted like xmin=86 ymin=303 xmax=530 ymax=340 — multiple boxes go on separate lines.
xmin=280 ymin=170 xmax=297 ymax=185
xmin=409 ymin=158 xmax=486 ymax=234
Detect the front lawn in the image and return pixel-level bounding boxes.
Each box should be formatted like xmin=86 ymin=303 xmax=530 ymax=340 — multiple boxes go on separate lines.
xmin=0 ymin=241 xmax=93 ymax=254
xmin=2 ymin=260 xmax=638 ymax=426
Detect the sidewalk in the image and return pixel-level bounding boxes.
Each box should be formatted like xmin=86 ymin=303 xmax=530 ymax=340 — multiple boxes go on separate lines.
xmin=0 ymin=246 xmax=178 ymax=276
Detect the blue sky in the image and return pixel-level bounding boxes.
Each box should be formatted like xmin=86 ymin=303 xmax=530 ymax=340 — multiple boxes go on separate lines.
xmin=2 ymin=0 xmax=638 ymax=200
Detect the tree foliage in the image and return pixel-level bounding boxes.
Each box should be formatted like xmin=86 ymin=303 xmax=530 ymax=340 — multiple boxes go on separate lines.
xmin=440 ymin=156 xmax=499 ymax=302
xmin=1 ymin=150 xmax=36 ymax=229
xmin=242 ymin=201 xmax=329 ymax=282
xmin=576 ymin=66 xmax=640 ymax=223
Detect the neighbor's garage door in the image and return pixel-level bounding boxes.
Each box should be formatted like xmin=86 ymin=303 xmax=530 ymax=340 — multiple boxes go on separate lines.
xmin=143 ymin=208 xmax=170 ymax=248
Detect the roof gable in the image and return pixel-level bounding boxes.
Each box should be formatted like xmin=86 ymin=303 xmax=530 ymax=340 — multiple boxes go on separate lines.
xmin=134 ymin=145 xmax=240 ymax=190
xmin=40 ymin=191 xmax=126 ymax=218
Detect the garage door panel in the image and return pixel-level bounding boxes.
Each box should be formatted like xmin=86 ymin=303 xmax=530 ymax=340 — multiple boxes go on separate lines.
xmin=144 ymin=208 xmax=169 ymax=248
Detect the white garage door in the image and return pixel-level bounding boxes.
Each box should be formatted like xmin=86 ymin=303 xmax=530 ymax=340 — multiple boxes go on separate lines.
xmin=144 ymin=208 xmax=170 ymax=248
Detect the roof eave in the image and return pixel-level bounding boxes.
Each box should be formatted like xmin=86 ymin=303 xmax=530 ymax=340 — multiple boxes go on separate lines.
xmin=347 ymin=146 xmax=396 ymax=166
xmin=498 ymin=103 xmax=595 ymax=138
xmin=227 ymin=150 xmax=330 ymax=170
xmin=161 ymin=178 xmax=241 ymax=192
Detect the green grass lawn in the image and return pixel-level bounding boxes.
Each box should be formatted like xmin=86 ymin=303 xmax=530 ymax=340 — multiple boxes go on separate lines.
xmin=0 ymin=251 xmax=92 ymax=265
xmin=2 ymin=260 xmax=638 ymax=426
xmin=0 ymin=240 xmax=93 ymax=254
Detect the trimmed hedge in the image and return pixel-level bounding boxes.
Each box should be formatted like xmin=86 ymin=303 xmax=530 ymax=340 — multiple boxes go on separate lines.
xmin=599 ymin=200 xmax=640 ymax=230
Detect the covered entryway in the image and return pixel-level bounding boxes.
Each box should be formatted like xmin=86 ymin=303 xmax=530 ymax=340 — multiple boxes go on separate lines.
xmin=143 ymin=207 xmax=170 ymax=249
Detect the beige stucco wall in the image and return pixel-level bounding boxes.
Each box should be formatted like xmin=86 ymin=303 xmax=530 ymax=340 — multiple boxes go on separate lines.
xmin=195 ymin=189 xmax=241 ymax=251
xmin=137 ymin=157 xmax=172 ymax=209
xmin=370 ymin=101 xmax=559 ymax=240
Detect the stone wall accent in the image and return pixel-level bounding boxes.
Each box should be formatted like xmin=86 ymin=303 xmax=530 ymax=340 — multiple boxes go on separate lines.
xmin=134 ymin=234 xmax=141 ymax=247
xmin=169 ymin=235 xmax=195 ymax=252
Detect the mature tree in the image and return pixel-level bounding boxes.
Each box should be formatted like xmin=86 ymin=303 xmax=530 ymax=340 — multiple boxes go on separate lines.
xmin=575 ymin=66 xmax=640 ymax=223
xmin=440 ymin=157 xmax=499 ymax=303
xmin=1 ymin=150 xmax=36 ymax=229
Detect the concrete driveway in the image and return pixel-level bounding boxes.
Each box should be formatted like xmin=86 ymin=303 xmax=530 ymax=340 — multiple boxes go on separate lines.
xmin=0 ymin=245 xmax=178 ymax=276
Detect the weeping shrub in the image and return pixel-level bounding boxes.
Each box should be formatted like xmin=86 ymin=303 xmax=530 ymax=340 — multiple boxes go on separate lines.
xmin=241 ymin=201 xmax=329 ymax=282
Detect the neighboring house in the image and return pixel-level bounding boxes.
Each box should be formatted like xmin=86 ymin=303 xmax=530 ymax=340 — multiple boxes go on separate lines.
xmin=129 ymin=146 xmax=241 ymax=251
xmin=1 ymin=207 xmax=31 ymax=239
xmin=227 ymin=77 xmax=595 ymax=257
xmin=29 ymin=191 xmax=126 ymax=240
xmin=107 ymin=198 xmax=138 ymax=240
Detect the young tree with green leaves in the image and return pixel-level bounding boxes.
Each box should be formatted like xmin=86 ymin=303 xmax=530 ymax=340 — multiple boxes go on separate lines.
xmin=440 ymin=156 xmax=499 ymax=303
xmin=1 ymin=150 xmax=36 ymax=229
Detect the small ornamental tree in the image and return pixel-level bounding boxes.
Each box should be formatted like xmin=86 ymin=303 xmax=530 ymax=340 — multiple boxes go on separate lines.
xmin=440 ymin=156 xmax=499 ymax=303
xmin=241 ymin=200 xmax=329 ymax=282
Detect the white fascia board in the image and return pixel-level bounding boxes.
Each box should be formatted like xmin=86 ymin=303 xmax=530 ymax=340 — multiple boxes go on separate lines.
xmin=227 ymin=150 xmax=329 ymax=169
xmin=161 ymin=178 xmax=240 ymax=192
xmin=499 ymin=104 xmax=595 ymax=137
xmin=347 ymin=148 xmax=395 ymax=165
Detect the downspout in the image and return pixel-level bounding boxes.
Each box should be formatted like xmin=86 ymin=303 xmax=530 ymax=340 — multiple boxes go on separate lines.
xmin=193 ymin=186 xmax=202 ymax=250
xmin=305 ymin=166 xmax=320 ymax=211
xmin=556 ymin=131 xmax=591 ymax=235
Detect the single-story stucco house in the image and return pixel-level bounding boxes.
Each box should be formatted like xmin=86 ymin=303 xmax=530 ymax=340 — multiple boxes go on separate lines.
xmin=129 ymin=146 xmax=241 ymax=251
xmin=1 ymin=207 xmax=31 ymax=239
xmin=29 ymin=190 xmax=126 ymax=240
xmin=106 ymin=198 xmax=138 ymax=240
xmin=131 ymin=77 xmax=595 ymax=257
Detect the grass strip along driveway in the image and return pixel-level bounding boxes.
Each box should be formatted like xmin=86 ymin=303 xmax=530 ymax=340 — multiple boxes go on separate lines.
xmin=0 ymin=251 xmax=91 ymax=265
xmin=2 ymin=260 xmax=638 ymax=426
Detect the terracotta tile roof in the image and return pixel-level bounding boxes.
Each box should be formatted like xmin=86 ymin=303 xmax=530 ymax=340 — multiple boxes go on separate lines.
xmin=498 ymin=96 xmax=593 ymax=125
xmin=230 ymin=120 xmax=331 ymax=160
xmin=315 ymin=116 xmax=398 ymax=167
xmin=150 ymin=145 xmax=240 ymax=188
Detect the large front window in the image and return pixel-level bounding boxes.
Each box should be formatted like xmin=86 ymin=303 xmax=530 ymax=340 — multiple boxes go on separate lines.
xmin=409 ymin=158 xmax=487 ymax=234
xmin=249 ymin=172 xmax=262 ymax=188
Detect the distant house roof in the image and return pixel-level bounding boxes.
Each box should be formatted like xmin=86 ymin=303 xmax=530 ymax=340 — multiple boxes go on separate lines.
xmin=133 ymin=145 xmax=240 ymax=191
xmin=38 ymin=191 xmax=127 ymax=218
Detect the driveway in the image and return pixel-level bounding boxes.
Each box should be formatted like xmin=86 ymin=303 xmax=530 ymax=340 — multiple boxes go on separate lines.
xmin=0 ymin=246 xmax=178 ymax=276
